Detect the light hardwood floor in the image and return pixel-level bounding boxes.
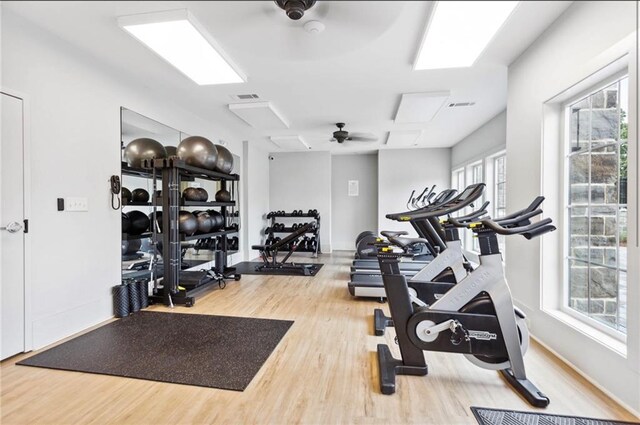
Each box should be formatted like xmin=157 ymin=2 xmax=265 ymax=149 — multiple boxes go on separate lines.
xmin=1 ymin=251 xmax=637 ymax=424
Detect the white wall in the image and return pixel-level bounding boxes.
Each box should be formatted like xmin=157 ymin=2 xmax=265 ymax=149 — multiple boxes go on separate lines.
xmin=1 ymin=10 xmax=268 ymax=349
xmin=377 ymin=148 xmax=451 ymax=234
xmin=268 ymin=151 xmax=332 ymax=252
xmin=506 ymin=1 xmax=639 ymax=414
xmin=451 ymin=110 xmax=506 ymax=169
xmin=243 ymin=141 xmax=271 ymax=260
xmin=331 ymin=154 xmax=378 ymax=250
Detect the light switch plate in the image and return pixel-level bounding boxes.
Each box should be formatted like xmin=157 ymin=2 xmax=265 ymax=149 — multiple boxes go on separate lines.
xmin=65 ymin=197 xmax=89 ymax=212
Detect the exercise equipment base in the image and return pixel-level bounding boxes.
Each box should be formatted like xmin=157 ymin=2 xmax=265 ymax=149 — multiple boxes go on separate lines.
xmin=377 ymin=344 xmax=428 ymax=395
xmin=373 ymin=309 xmax=394 ymax=336
xmin=499 ymin=369 xmax=550 ymax=408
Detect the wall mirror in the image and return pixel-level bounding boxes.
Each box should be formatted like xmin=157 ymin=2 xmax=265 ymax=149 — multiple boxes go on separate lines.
xmin=120 ymin=108 xmax=238 ymax=285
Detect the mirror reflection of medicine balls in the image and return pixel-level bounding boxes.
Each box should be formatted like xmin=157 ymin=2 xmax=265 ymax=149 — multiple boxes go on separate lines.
xmin=121 ymin=240 xmax=129 ymax=255
xmin=131 ymin=188 xmax=150 ymax=203
xmin=213 ymin=144 xmax=234 ymax=174
xmin=215 ymin=189 xmax=231 ymax=202
xmin=178 ymin=211 xmax=198 ymax=235
xmin=148 ymin=211 xmax=163 ymax=232
xmin=122 ymin=213 xmax=131 ymax=233
xmin=164 ymin=145 xmax=178 ymax=157
xmin=123 ymin=138 xmax=167 ymax=168
xmin=177 ymin=136 xmax=218 ymax=170
xmin=122 ymin=187 xmax=132 ymax=202
xmin=126 ymin=210 xmax=150 ymax=235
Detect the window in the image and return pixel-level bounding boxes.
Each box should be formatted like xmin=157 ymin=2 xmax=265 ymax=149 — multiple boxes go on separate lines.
xmin=494 ymin=154 xmax=506 ymax=218
xmin=468 ymin=161 xmax=484 ymax=252
xmin=493 ymin=154 xmax=507 ymax=253
xmin=452 ymin=152 xmax=506 ymax=256
xmin=452 ymin=167 xmax=465 ymax=193
xmin=565 ymin=76 xmax=628 ymax=335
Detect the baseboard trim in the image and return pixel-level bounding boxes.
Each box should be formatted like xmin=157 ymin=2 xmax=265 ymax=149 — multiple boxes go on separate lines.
xmin=530 ymin=334 xmax=640 ymax=419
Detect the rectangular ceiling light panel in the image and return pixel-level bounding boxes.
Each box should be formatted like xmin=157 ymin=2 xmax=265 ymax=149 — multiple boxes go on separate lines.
xmin=270 ymin=136 xmax=310 ymax=151
xmin=395 ymin=91 xmax=450 ymax=123
xmin=415 ymin=1 xmax=519 ymax=70
xmin=386 ymin=130 xmax=423 ymax=147
xmin=229 ymin=102 xmax=289 ymax=130
xmin=118 ymin=9 xmax=245 ymax=85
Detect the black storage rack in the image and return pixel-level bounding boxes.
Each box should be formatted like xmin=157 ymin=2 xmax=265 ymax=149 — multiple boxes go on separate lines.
xmin=122 ymin=158 xmax=240 ymax=307
xmin=265 ymin=212 xmax=321 ymax=257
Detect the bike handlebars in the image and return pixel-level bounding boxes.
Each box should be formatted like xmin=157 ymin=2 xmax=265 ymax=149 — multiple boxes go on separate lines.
xmin=476 ymin=217 xmax=555 ymax=239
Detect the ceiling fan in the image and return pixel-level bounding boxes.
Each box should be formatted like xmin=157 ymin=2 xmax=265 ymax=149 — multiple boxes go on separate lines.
xmin=330 ymin=123 xmax=378 ymax=144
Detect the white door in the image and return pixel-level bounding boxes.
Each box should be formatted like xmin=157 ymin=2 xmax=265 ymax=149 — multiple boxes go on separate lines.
xmin=1 ymin=92 xmax=26 ymax=360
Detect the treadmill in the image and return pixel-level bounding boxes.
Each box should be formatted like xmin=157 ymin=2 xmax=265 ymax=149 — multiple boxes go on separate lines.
xmin=351 ymin=188 xmax=458 ymax=273
xmin=348 ymin=183 xmax=486 ymax=299
xmin=350 ymin=188 xmax=486 ymax=277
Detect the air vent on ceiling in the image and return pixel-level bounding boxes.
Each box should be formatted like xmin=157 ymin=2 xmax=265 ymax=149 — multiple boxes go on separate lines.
xmin=230 ymin=94 xmax=260 ymax=101
xmin=448 ymin=102 xmax=476 ymax=108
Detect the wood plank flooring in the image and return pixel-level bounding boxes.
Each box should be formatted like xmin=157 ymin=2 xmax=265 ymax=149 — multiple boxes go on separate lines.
xmin=1 ymin=251 xmax=637 ymax=424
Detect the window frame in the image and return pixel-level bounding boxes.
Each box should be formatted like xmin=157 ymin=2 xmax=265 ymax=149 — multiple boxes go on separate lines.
xmin=560 ymin=72 xmax=629 ymax=342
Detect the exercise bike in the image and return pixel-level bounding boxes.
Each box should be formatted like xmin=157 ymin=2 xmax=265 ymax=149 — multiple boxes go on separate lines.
xmin=373 ymin=193 xmax=546 ymax=335
xmin=375 ymin=201 xmax=555 ymax=407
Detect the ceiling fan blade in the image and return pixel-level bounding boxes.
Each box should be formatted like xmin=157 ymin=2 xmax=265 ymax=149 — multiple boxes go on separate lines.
xmin=348 ymin=133 xmax=378 ymax=142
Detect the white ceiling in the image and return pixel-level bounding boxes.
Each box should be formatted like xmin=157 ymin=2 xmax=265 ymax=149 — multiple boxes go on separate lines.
xmin=3 ymin=1 xmax=573 ymax=153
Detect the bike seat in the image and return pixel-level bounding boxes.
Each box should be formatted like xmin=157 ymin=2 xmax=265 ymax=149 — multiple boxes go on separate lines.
xmin=390 ymin=236 xmax=429 ymax=249
xmin=380 ymin=230 xmax=409 ymax=238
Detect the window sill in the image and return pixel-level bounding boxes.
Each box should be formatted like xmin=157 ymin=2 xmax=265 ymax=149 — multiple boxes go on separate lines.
xmin=543 ymin=309 xmax=627 ymax=357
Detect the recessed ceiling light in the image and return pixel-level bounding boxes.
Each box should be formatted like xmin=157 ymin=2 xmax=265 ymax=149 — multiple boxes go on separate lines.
xmin=118 ymin=9 xmax=245 ymax=85
xmin=414 ymin=1 xmax=519 ymax=70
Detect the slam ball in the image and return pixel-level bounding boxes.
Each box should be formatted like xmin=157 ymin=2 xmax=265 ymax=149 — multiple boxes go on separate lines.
xmin=182 ymin=187 xmax=200 ymax=202
xmin=196 ymin=188 xmax=209 ymax=202
xmin=215 ymin=189 xmax=231 ymax=202
xmin=122 ymin=187 xmax=132 ymax=202
xmin=178 ymin=211 xmax=198 ymax=236
xmin=131 ymin=188 xmax=150 ymax=203
xmin=126 ymin=210 xmax=150 ymax=235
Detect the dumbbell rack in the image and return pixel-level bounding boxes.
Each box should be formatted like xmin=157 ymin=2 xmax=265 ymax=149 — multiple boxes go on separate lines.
xmin=125 ymin=158 xmax=240 ymax=307
xmin=265 ymin=211 xmax=321 ymax=257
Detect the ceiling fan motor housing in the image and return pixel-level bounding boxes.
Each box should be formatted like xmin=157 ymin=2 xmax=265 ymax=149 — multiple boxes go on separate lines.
xmin=274 ymin=0 xmax=316 ymax=20
xmin=333 ymin=130 xmax=349 ymax=143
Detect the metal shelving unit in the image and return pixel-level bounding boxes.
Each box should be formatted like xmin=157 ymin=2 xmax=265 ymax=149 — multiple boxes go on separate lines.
xmin=265 ymin=212 xmax=321 ymax=256
xmin=122 ymin=158 xmax=240 ymax=307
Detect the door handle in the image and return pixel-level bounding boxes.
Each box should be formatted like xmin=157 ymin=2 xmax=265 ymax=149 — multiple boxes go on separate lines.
xmin=0 ymin=221 xmax=23 ymax=233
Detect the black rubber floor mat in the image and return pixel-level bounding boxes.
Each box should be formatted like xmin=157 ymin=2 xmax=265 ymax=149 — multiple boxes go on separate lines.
xmin=471 ymin=407 xmax=639 ymax=425
xmin=232 ymin=261 xmax=323 ymax=276
xmin=18 ymin=311 xmax=293 ymax=391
